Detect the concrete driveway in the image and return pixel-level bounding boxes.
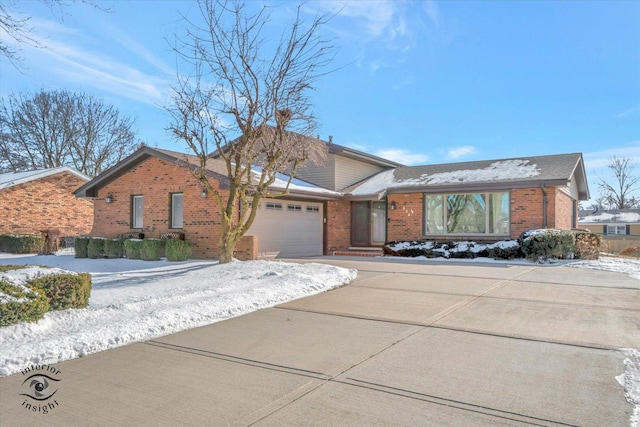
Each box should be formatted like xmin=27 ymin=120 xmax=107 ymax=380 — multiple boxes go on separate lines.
xmin=1 ymin=257 xmax=638 ymax=426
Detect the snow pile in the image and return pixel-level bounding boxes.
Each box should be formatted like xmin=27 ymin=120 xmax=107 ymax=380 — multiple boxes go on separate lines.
xmin=616 ymin=348 xmax=640 ymax=427
xmin=569 ymin=257 xmax=640 ymax=281
xmin=351 ymin=160 xmax=540 ymax=195
xmin=0 ymin=256 xmax=356 ymax=377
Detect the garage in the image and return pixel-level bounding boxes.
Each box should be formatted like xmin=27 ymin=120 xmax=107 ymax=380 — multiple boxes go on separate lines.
xmin=247 ymin=198 xmax=324 ymax=257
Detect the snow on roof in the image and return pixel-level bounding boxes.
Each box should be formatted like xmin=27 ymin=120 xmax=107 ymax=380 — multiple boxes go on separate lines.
xmin=579 ymin=210 xmax=640 ymax=223
xmin=0 ymin=167 xmax=90 ymax=190
xmin=351 ymin=159 xmax=540 ymax=196
xmin=269 ymin=173 xmax=342 ymax=196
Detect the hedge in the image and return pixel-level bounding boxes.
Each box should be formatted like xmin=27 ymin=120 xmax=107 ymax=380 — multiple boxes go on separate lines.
xmin=573 ymin=231 xmax=601 ymax=260
xmin=123 ymin=239 xmax=143 ymax=259
xmin=0 ymin=279 xmax=49 ymax=327
xmin=0 ymin=234 xmax=44 ymax=254
xmin=87 ymin=238 xmax=106 ymax=259
xmin=75 ymin=237 xmax=90 ymax=258
xmin=139 ymin=239 xmax=164 ymax=261
xmin=519 ymin=229 xmax=575 ymax=261
xmin=104 ymin=239 xmax=124 ymax=259
xmin=165 ymin=239 xmax=193 ymax=261
xmin=26 ymin=272 xmax=92 ymax=310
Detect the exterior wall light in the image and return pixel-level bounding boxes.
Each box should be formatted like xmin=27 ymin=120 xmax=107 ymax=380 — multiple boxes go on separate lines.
xmin=201 ymin=188 xmax=208 ymax=198
xmin=390 ymin=201 xmax=396 ymax=210
xmin=105 ymin=193 xmax=114 ymax=203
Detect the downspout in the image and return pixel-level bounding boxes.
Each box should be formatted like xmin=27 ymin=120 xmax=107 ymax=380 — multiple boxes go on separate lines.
xmin=541 ymin=185 xmax=547 ymax=228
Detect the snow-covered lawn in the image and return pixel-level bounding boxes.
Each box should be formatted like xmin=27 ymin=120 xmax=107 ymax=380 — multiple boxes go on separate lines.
xmin=0 ymin=252 xmax=356 ymax=377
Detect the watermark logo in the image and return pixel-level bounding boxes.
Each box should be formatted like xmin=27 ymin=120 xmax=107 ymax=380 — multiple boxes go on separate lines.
xmin=19 ymin=365 xmax=61 ymax=414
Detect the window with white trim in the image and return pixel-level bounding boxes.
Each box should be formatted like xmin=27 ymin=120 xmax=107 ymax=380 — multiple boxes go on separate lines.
xmin=171 ymin=193 xmax=184 ymax=229
xmin=306 ymin=206 xmax=320 ymax=213
xmin=266 ymin=202 xmax=282 ymax=210
xmin=424 ymin=192 xmax=510 ymax=235
xmin=606 ymin=225 xmax=627 ymax=235
xmin=287 ymin=204 xmax=302 ymax=212
xmin=132 ymin=195 xmax=144 ymax=228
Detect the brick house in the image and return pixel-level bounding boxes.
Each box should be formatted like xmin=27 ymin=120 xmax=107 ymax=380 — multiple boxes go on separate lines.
xmin=0 ymin=167 xmax=94 ymax=237
xmin=74 ymin=144 xmax=589 ymax=259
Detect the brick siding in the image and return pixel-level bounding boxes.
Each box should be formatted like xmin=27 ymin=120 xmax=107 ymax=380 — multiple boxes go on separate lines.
xmin=91 ymin=157 xmax=228 ymax=259
xmin=0 ymin=172 xmax=93 ymax=237
xmin=387 ymin=193 xmax=424 ymax=242
xmin=326 ymin=199 xmax=351 ymax=252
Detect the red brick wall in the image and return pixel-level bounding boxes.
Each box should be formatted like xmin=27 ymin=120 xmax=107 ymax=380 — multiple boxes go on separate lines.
xmin=326 ymin=200 xmax=350 ymax=252
xmin=0 ymin=172 xmax=93 ymax=236
xmin=91 ymin=157 xmax=227 ymax=258
xmin=553 ymin=189 xmax=575 ymax=230
xmin=387 ymin=193 xmax=424 ymax=242
xmin=235 ymin=234 xmax=258 ymax=260
xmin=511 ymin=188 xmax=548 ymax=237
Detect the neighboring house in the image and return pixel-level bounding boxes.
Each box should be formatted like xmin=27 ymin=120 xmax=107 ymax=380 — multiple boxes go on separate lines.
xmin=578 ymin=209 xmax=640 ymax=236
xmin=0 ymin=167 xmax=94 ymax=237
xmin=74 ymin=143 xmax=589 ymax=259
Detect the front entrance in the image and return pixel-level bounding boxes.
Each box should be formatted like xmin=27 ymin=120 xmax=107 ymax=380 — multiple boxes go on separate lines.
xmin=351 ymin=201 xmax=386 ymax=246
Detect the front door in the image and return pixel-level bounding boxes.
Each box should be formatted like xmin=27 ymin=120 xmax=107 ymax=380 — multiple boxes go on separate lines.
xmin=351 ymin=201 xmax=387 ymax=246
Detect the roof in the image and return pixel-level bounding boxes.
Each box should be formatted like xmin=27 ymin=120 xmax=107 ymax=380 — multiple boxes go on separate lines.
xmin=74 ymin=146 xmax=342 ymax=200
xmin=327 ymin=142 xmax=403 ymax=168
xmin=578 ymin=209 xmax=640 ymax=224
xmin=0 ymin=167 xmax=91 ymax=190
xmin=344 ymin=153 xmax=590 ymax=200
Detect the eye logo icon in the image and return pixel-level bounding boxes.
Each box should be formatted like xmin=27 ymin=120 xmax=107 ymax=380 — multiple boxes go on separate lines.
xmin=20 ymin=374 xmax=60 ymax=401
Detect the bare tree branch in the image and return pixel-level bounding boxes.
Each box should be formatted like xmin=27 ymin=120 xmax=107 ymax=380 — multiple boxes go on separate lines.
xmin=596 ymin=155 xmax=640 ymax=209
xmin=167 ymin=0 xmax=334 ymax=263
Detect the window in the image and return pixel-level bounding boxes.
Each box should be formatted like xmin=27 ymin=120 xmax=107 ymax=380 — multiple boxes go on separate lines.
xmin=606 ymin=225 xmax=627 ymax=235
xmin=424 ymin=192 xmax=510 ymax=236
xmin=266 ymin=202 xmax=282 ymax=210
xmin=287 ymin=204 xmax=302 ymax=212
xmin=306 ymin=206 xmax=320 ymax=213
xmin=132 ymin=195 xmax=144 ymax=228
xmin=171 ymin=193 xmax=184 ymax=229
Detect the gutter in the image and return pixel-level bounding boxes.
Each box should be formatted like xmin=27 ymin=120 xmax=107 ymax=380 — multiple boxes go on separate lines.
xmin=541 ymin=184 xmax=548 ymax=228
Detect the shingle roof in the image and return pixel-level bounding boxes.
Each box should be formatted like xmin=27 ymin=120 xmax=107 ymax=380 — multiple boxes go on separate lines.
xmin=345 ymin=152 xmax=589 ymax=199
xmin=578 ymin=209 xmax=640 ymax=224
xmin=0 ymin=167 xmax=90 ymax=190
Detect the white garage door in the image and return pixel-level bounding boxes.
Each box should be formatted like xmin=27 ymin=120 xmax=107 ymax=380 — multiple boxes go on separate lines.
xmin=247 ymin=199 xmax=323 ymax=258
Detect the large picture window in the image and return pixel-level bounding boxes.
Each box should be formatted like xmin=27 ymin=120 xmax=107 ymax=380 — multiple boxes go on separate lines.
xmin=424 ymin=192 xmax=509 ymax=236
xmin=132 ymin=195 xmax=144 ymax=229
xmin=171 ymin=193 xmax=184 ymax=229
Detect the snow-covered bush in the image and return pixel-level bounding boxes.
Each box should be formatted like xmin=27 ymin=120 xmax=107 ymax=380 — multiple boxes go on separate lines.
xmin=384 ymin=240 xmax=521 ymax=260
xmin=139 ymin=239 xmax=164 ymax=261
xmin=519 ymin=229 xmax=575 ymax=261
xmin=74 ymin=236 xmax=90 ymax=258
xmin=0 ymin=278 xmax=49 ymax=327
xmin=104 ymin=239 xmax=124 ymax=258
xmin=0 ymin=234 xmax=44 ymax=254
xmin=487 ymin=240 xmax=522 ymax=260
xmin=26 ymin=272 xmax=92 ymax=310
xmin=165 ymin=239 xmax=193 ymax=261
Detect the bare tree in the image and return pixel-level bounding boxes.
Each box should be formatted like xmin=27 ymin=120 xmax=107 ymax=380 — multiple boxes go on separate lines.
xmin=597 ymin=156 xmax=640 ymax=210
xmin=168 ymin=0 xmax=333 ymax=263
xmin=0 ymin=89 xmax=138 ymax=176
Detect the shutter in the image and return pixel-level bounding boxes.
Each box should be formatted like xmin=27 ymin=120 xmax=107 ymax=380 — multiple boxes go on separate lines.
xmin=626 ymin=225 xmax=631 ymax=235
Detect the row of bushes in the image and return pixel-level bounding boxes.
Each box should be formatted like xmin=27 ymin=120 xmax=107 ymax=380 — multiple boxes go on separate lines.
xmin=0 ymin=234 xmax=44 ymax=254
xmin=0 ymin=266 xmax=92 ymax=327
xmin=384 ymin=229 xmax=601 ymax=262
xmin=75 ymin=237 xmax=193 ymax=261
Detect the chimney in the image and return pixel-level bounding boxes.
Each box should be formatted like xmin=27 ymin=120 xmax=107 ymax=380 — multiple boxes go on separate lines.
xmin=328 ymin=135 xmax=333 ymax=143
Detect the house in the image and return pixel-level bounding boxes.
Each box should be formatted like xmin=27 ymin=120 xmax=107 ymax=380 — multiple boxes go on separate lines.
xmin=578 ymin=208 xmax=640 ymax=236
xmin=74 ymin=143 xmax=589 ymax=259
xmin=0 ymin=167 xmax=94 ymax=238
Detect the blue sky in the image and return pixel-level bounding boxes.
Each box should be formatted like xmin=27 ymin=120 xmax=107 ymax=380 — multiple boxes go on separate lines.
xmin=1 ymin=0 xmax=639 ymax=203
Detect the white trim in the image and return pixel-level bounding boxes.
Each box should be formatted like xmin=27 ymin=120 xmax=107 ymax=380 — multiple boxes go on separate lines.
xmin=0 ymin=167 xmax=90 ymax=190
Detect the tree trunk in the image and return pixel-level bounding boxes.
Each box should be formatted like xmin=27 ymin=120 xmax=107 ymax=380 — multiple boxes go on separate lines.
xmin=218 ymin=232 xmax=237 ymax=264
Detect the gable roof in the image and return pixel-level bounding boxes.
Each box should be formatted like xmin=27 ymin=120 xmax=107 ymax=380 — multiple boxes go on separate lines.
xmin=344 ymin=153 xmax=590 ymax=200
xmin=0 ymin=167 xmax=90 ymax=190
xmin=578 ymin=209 xmax=640 ymax=224
xmin=326 ymin=142 xmax=403 ymax=168
xmin=74 ymin=146 xmax=342 ymax=200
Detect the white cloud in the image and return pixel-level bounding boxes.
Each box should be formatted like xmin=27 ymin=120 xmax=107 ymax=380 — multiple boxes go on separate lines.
xmin=446 ymin=145 xmax=477 ymax=159
xmin=375 ymin=149 xmax=428 ymax=165
xmin=583 ymin=142 xmax=640 ymax=170
xmin=422 ymin=0 xmax=440 ymax=28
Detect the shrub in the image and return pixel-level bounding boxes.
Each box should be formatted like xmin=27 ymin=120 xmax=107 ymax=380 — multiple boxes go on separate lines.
xmin=0 ymin=279 xmax=49 ymax=327
xmin=488 ymin=240 xmax=522 ymax=260
xmin=573 ymin=231 xmax=600 ymax=260
xmin=0 ymin=234 xmax=44 ymax=254
xmin=123 ymin=239 xmax=143 ymax=259
xmin=519 ymin=229 xmax=575 ymax=261
xmin=165 ymin=239 xmax=193 ymax=261
xmin=26 ymin=273 xmax=92 ymax=310
xmin=87 ymin=238 xmax=106 ymax=259
xmin=104 ymin=239 xmax=124 ymax=259
xmin=139 ymin=239 xmax=164 ymax=261
xmin=75 ymin=236 xmax=90 ymax=258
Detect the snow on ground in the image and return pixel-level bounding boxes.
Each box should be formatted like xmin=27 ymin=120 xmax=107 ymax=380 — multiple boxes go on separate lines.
xmin=617 ymin=349 xmax=640 ymax=427
xmin=569 ymin=256 xmax=640 ymax=281
xmin=0 ymin=253 xmax=356 ymax=377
